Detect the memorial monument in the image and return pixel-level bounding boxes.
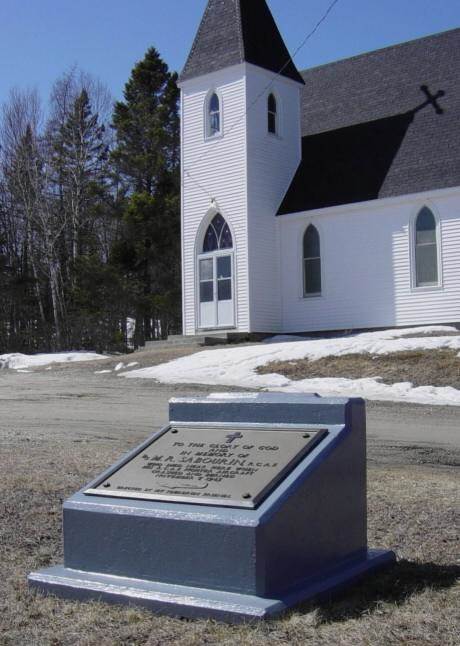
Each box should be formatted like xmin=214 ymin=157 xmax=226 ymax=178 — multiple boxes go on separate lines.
xmin=29 ymin=393 xmax=395 ymax=622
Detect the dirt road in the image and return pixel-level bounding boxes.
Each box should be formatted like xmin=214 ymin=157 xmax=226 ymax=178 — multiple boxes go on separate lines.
xmin=1 ymin=368 xmax=458 ymax=461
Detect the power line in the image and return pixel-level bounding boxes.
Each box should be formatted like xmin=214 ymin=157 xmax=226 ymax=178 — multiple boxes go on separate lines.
xmin=279 ymin=0 xmax=340 ymax=77
xmin=183 ymin=0 xmax=341 ymax=197
xmin=184 ymin=169 xmax=214 ymax=200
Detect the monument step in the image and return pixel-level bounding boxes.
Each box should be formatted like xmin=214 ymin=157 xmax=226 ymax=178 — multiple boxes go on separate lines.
xmin=29 ymin=550 xmax=395 ymax=623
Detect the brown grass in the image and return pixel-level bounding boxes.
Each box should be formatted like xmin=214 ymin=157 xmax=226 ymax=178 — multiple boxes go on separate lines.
xmin=258 ymin=349 xmax=460 ymax=389
xmin=0 ymin=431 xmax=459 ymax=645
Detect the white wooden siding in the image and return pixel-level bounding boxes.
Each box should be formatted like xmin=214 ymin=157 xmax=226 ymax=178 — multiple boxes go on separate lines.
xmin=180 ymin=66 xmax=249 ymax=335
xmin=181 ymin=65 xmax=459 ymax=337
xmin=245 ymin=65 xmax=302 ymax=332
xmin=279 ymin=189 xmax=460 ymax=332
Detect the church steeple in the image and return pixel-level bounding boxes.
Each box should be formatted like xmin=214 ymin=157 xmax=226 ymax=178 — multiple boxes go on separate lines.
xmin=180 ymin=0 xmax=304 ymax=84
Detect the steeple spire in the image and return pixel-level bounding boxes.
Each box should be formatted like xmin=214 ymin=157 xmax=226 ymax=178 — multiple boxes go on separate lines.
xmin=180 ymin=0 xmax=304 ymax=84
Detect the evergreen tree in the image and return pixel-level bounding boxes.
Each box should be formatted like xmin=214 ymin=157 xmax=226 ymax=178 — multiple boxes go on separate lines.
xmin=49 ymin=88 xmax=113 ymax=346
xmin=0 ymin=53 xmax=180 ymax=353
xmin=55 ymin=89 xmax=109 ymax=262
xmin=111 ymin=48 xmax=181 ymax=342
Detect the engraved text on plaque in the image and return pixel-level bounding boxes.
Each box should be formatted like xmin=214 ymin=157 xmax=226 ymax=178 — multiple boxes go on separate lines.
xmin=85 ymin=425 xmax=326 ymax=508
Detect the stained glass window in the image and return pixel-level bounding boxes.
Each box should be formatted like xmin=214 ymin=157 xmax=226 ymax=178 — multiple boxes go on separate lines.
xmin=203 ymin=214 xmax=233 ymax=253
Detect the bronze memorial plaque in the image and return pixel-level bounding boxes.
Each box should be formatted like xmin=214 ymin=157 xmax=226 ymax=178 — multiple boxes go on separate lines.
xmin=85 ymin=425 xmax=327 ymax=508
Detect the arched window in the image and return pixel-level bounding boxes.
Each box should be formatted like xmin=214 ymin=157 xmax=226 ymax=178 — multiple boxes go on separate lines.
xmin=203 ymin=213 xmax=233 ymax=253
xmin=268 ymin=93 xmax=277 ymax=134
xmin=207 ymin=92 xmax=221 ymax=137
xmin=303 ymin=225 xmax=321 ymax=295
xmin=415 ymin=206 xmax=439 ymax=286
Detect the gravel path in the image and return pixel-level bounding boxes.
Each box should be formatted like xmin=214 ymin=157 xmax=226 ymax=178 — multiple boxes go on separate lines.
xmin=1 ymin=364 xmax=459 ymax=456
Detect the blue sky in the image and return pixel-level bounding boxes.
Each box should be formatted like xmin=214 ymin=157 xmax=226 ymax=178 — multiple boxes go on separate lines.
xmin=1 ymin=0 xmax=459 ymax=109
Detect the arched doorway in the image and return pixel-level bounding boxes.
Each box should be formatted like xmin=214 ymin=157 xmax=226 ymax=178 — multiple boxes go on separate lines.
xmin=197 ymin=213 xmax=235 ymax=329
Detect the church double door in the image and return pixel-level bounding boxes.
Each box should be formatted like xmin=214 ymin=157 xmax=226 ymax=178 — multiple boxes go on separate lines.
xmin=198 ymin=252 xmax=234 ymax=329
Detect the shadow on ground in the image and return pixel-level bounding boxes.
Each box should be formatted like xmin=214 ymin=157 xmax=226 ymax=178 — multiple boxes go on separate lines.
xmin=293 ymin=560 xmax=460 ymax=623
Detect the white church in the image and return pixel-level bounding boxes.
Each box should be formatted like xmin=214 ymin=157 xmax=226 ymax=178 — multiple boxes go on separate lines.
xmin=178 ymin=0 xmax=460 ymax=337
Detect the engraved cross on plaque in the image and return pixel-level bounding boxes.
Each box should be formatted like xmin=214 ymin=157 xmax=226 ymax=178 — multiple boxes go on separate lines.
xmin=225 ymin=431 xmax=243 ymax=444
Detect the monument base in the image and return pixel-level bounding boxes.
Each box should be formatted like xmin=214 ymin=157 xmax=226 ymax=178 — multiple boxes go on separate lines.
xmin=29 ymin=549 xmax=395 ymax=623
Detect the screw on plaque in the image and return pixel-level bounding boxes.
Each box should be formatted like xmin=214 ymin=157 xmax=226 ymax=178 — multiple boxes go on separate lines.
xmin=103 ymin=482 xmax=111 ymax=488
xmin=242 ymin=493 xmax=252 ymax=499
xmin=171 ymin=429 xmax=178 ymax=434
xmin=303 ymin=433 xmax=311 ymax=439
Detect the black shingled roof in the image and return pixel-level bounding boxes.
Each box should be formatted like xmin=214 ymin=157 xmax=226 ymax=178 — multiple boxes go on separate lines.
xmin=278 ymin=28 xmax=460 ymax=214
xmin=179 ymin=0 xmax=304 ymax=84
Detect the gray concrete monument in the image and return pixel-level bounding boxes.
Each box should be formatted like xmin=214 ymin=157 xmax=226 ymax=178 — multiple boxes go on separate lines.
xmin=28 ymin=393 xmax=395 ymax=622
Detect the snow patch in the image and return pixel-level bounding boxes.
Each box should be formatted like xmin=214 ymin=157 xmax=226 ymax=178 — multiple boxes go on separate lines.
xmin=0 ymin=352 xmax=106 ymax=370
xmin=124 ymin=326 xmax=460 ymax=407
xmin=278 ymin=377 xmax=460 ymax=407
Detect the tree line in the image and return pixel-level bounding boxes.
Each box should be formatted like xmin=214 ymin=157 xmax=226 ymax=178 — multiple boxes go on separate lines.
xmin=0 ymin=48 xmax=181 ymax=354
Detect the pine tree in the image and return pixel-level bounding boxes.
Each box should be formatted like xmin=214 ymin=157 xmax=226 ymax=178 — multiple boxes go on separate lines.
xmin=47 ymin=88 xmax=112 ymax=346
xmin=56 ymin=89 xmax=109 ymax=262
xmin=111 ymin=48 xmax=180 ymax=343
